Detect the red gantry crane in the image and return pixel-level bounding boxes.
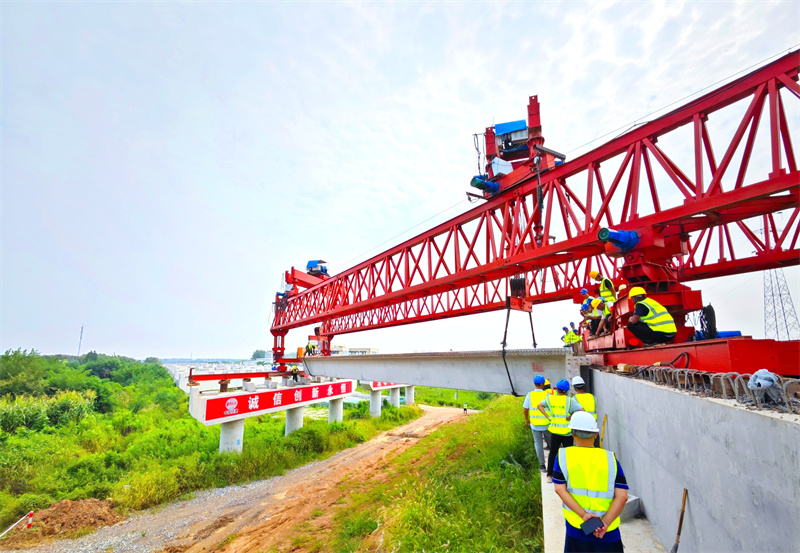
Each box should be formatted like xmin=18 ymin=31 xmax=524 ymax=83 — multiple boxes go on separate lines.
xmin=271 ymin=52 xmax=800 ymax=375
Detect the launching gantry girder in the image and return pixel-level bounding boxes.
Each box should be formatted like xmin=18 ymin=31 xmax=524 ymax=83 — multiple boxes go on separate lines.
xmin=271 ymin=52 xmax=800 ymax=362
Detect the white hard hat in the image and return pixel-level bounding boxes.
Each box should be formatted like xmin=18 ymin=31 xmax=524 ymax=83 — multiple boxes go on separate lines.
xmin=569 ymin=412 xmax=599 ymax=432
xmin=571 ymin=376 xmax=585 ymax=386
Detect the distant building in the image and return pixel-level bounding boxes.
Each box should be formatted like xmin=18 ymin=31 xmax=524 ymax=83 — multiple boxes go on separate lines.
xmin=330 ymin=344 xmax=378 ymax=355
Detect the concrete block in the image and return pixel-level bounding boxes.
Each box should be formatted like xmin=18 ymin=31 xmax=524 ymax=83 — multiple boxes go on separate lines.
xmin=243 ymin=382 xmax=256 ymax=392
xmin=620 ymin=494 xmax=641 ymax=522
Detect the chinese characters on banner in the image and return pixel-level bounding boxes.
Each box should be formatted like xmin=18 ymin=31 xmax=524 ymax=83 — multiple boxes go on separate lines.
xmin=371 ymin=382 xmax=400 ymax=389
xmin=205 ymin=380 xmax=354 ymax=422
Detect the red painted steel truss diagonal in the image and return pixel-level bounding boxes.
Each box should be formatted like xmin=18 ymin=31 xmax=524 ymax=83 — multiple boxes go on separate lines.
xmin=273 ymin=52 xmax=800 ymax=336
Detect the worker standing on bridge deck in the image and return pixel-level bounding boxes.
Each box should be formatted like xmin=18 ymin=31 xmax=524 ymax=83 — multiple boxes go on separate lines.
xmin=626 ymin=287 xmax=677 ymax=345
xmin=538 ymin=379 xmax=584 ymax=483
xmin=569 ymin=322 xmax=580 ymax=341
xmin=590 ymin=270 xmax=616 ymax=303
xmin=523 ymin=375 xmax=550 ymax=472
xmin=561 ymin=326 xmax=574 ymax=347
xmin=553 ymin=412 xmax=628 ymax=553
xmin=291 ymin=365 xmax=299 ymax=382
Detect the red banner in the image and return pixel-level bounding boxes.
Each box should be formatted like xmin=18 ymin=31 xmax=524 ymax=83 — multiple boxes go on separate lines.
xmin=371 ymin=381 xmax=402 ymax=389
xmin=204 ymin=380 xmax=353 ymax=422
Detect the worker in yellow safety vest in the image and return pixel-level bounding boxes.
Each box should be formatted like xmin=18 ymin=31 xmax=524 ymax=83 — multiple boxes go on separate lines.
xmin=552 ymin=411 xmax=628 ymax=552
xmin=590 ymin=270 xmax=616 ymax=303
xmin=591 ymin=298 xmax=613 ymax=337
xmin=561 ymin=326 xmax=576 ymax=347
xmin=569 ymin=322 xmax=581 ymax=343
xmin=542 ymin=378 xmax=554 ymax=451
xmin=523 ymin=375 xmax=550 ymax=472
xmin=538 ymin=379 xmax=584 ymax=483
xmin=571 ymin=376 xmax=596 ymax=420
xmin=626 ymin=287 xmax=677 ymax=345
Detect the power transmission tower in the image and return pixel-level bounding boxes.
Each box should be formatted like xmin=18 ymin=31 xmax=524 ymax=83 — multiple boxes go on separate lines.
xmin=77 ymin=325 xmax=84 ymax=356
xmin=763 ymin=269 xmax=800 ymax=340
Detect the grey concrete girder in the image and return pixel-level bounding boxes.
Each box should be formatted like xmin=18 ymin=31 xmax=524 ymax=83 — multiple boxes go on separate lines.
xmin=303 ymin=349 xmax=590 ymax=395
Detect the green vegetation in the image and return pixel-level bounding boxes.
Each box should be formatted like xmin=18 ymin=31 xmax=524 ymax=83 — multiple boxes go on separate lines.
xmin=0 ymin=349 xmax=422 ymax=530
xmin=412 ymin=386 xmax=498 ymax=410
xmin=251 ymin=350 xmax=267 ymax=360
xmin=314 ymin=395 xmax=543 ymax=553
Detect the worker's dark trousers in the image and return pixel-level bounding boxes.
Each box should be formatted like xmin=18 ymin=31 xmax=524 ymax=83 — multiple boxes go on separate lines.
xmin=564 ymin=535 xmax=624 ymax=552
xmin=589 ymin=319 xmax=600 ymax=335
xmin=292 ymin=374 xmax=298 ymax=382
xmin=626 ymin=321 xmax=675 ymax=344
xmin=547 ymin=433 xmax=573 ymax=477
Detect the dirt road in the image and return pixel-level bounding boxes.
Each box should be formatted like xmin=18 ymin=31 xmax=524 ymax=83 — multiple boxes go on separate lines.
xmin=17 ymin=405 xmax=464 ymax=553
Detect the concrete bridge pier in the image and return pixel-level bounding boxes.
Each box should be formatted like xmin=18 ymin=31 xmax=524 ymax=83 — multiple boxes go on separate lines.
xmin=285 ymin=406 xmax=305 ymax=435
xmin=219 ymin=419 xmax=245 ymax=454
xmin=369 ymin=390 xmax=382 ymax=417
xmin=328 ymin=397 xmax=344 ymax=423
xmin=404 ymin=385 xmax=415 ymax=405
xmin=389 ymin=387 xmax=401 ymax=408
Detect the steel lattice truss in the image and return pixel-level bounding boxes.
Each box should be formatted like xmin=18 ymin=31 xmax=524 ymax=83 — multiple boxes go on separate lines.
xmin=273 ymin=52 xmax=800 ymax=336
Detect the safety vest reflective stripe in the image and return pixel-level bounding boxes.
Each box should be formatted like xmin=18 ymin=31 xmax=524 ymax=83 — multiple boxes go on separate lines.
xmin=546 ymin=395 xmax=573 ymax=435
xmin=576 ymin=393 xmax=596 ymax=419
xmin=558 ymin=447 xmax=621 ymax=532
xmin=528 ymin=390 xmax=550 ymax=425
xmin=599 ymin=279 xmax=616 ymax=302
xmin=637 ymin=298 xmax=677 ymax=333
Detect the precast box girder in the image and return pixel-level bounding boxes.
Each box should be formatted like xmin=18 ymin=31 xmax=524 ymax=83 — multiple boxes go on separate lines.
xmin=302 ymin=349 xmax=590 ymax=395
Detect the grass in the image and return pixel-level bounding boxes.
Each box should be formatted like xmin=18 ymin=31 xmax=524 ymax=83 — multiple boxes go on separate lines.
xmin=215 ymin=534 xmax=239 ymax=549
xmin=0 ymin=396 xmax=423 ymax=529
xmin=287 ymin=395 xmax=543 ymax=552
xmin=412 ymin=386 xmax=498 ymax=410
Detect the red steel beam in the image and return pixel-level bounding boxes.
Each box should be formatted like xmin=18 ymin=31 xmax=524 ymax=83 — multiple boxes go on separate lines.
xmin=273 ymin=52 xmax=800 ymax=336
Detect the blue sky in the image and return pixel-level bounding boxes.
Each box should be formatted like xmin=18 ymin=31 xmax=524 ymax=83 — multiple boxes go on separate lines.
xmin=2 ymin=1 xmax=799 ymax=359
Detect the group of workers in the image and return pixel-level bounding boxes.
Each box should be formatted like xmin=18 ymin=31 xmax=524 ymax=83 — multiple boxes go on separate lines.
xmin=566 ymin=270 xmax=677 ymax=347
xmin=524 ymin=375 xmax=628 ymax=552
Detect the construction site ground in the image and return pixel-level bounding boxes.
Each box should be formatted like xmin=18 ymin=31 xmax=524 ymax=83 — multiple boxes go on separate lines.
xmin=2 ymin=406 xmax=465 ymax=553
xmin=3 ymin=404 xmax=666 ymax=553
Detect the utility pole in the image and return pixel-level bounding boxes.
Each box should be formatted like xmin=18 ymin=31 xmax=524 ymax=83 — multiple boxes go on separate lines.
xmin=763 ymin=269 xmax=800 ymax=340
xmin=77 ymin=325 xmax=84 ymax=356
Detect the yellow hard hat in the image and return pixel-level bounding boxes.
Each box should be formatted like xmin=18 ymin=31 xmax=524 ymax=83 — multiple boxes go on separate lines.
xmin=591 ymin=298 xmax=603 ymax=308
xmin=618 ymin=284 xmax=628 ymax=291
xmin=629 ymin=286 xmax=646 ymax=297
xmin=589 ymin=270 xmax=600 ymax=279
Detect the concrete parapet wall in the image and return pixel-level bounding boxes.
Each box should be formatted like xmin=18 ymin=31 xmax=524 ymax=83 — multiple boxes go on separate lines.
xmin=592 ymin=370 xmax=800 ymax=553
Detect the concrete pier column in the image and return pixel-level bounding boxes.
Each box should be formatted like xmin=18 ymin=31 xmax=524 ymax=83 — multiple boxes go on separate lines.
xmin=285 ymin=406 xmax=305 ymax=436
xmin=404 ymin=385 xmax=415 ymax=405
xmin=219 ymin=418 xmax=245 ymax=454
xmin=369 ymin=390 xmax=382 ymax=417
xmin=389 ymin=387 xmax=401 ymax=408
xmin=328 ymin=397 xmax=344 ymax=424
